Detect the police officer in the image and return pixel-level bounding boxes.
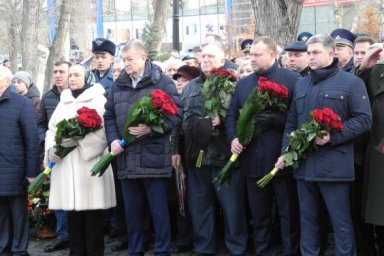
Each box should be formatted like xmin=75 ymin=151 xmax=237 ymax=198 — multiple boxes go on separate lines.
xmin=331 ymin=28 xmax=356 ymax=72
xmin=92 ymin=38 xmax=116 ymax=92
xmin=297 ymin=31 xmax=313 ymax=42
xmin=240 ymin=39 xmax=253 ymax=61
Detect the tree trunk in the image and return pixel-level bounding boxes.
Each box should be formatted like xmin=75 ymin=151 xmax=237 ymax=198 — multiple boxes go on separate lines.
xmin=20 ymin=0 xmax=31 ymax=73
xmin=43 ymin=0 xmax=72 ymax=92
xmin=29 ymin=0 xmax=43 ymax=84
xmin=330 ymin=0 xmax=342 ymax=28
xmin=143 ymin=0 xmax=171 ymax=59
xmin=250 ymin=0 xmax=303 ymax=46
xmin=5 ymin=0 xmax=21 ymax=73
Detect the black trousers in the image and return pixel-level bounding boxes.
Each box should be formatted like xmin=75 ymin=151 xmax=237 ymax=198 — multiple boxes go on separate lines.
xmin=351 ymin=165 xmax=376 ymax=256
xmin=67 ymin=210 xmax=104 ymax=256
xmin=0 ymin=195 xmax=29 ymax=256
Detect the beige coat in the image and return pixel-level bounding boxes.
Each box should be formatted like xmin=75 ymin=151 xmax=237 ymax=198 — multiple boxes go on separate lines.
xmin=45 ymin=83 xmax=116 ymax=211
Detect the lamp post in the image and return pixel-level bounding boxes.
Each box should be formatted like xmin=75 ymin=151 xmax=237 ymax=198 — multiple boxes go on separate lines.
xmin=172 ymin=0 xmax=180 ymax=51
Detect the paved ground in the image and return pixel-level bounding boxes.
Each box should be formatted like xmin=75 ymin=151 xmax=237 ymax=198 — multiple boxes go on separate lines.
xmin=28 ymin=231 xmax=336 ymax=256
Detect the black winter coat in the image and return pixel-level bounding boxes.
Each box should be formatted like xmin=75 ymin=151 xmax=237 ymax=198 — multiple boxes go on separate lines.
xmin=0 ymin=87 xmax=40 ymax=195
xmin=181 ymin=73 xmax=233 ymax=168
xmin=226 ymin=61 xmax=300 ymax=178
xmin=104 ymin=61 xmax=182 ymax=179
xmin=38 ymin=85 xmax=60 ymax=143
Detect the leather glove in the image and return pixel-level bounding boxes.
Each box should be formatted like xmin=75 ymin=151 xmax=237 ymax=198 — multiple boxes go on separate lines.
xmin=48 ymin=147 xmax=61 ymax=163
xmin=60 ymin=137 xmax=78 ymax=148
xmin=255 ymin=111 xmax=276 ymax=129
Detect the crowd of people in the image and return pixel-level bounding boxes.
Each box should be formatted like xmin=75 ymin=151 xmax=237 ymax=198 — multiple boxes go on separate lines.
xmin=0 ymin=27 xmax=383 ymax=256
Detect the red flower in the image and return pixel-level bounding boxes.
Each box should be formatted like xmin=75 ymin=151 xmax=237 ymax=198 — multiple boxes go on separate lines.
xmin=312 ymin=109 xmax=324 ymax=123
xmin=257 ymin=77 xmax=288 ymax=99
xmin=77 ymin=108 xmax=102 ymax=128
xmin=210 ymin=68 xmax=237 ymax=81
xmin=162 ymin=103 xmax=178 ymax=116
xmin=150 ymin=89 xmax=178 ymax=116
xmin=312 ymin=107 xmax=343 ymax=131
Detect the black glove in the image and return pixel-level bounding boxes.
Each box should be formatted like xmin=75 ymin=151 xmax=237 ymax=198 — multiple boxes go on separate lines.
xmin=255 ymin=111 xmax=276 ymax=129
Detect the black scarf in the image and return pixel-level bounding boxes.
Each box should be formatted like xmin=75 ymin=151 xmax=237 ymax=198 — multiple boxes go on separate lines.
xmin=309 ymin=58 xmax=339 ymax=84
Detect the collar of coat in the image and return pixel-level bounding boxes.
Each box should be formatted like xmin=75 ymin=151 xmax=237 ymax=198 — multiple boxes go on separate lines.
xmin=255 ymin=60 xmax=279 ymax=77
xmin=94 ymin=65 xmax=114 ymax=81
xmin=309 ymin=58 xmax=339 ymax=84
xmin=0 ymin=86 xmax=13 ymax=103
xmin=61 ymin=83 xmax=105 ymax=103
xmin=115 ymin=60 xmax=161 ymax=89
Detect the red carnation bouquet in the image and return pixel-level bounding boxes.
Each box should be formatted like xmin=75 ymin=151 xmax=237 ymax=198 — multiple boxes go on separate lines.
xmin=29 ymin=107 xmax=102 ymax=195
xmin=90 ymin=89 xmax=178 ymax=177
xmin=214 ymin=77 xmax=289 ymax=185
xmin=257 ymin=107 xmax=344 ymax=188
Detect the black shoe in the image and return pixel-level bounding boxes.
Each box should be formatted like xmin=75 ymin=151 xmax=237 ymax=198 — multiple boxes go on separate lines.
xmin=44 ymin=239 xmax=69 ymax=252
xmin=111 ymin=241 xmax=128 ymax=252
xmin=172 ymin=245 xmax=192 ymax=254
xmin=109 ymin=229 xmax=120 ymax=239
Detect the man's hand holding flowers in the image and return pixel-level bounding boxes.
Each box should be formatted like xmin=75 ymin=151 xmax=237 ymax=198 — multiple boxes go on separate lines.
xmin=231 ymin=138 xmax=244 ymax=155
xmin=128 ymin=123 xmax=152 ymax=138
xmin=111 ymin=140 xmax=125 ymax=156
xmin=211 ymin=116 xmax=221 ymax=127
xmin=315 ymin=130 xmax=331 ymax=145
xmin=91 ymin=89 xmax=178 ymax=177
xmin=274 ymin=130 xmax=331 ymax=171
xmin=258 ymin=108 xmax=344 ymax=188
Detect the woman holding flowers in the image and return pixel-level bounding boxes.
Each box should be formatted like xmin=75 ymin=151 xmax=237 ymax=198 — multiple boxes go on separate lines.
xmin=45 ymin=64 xmax=116 ymax=256
xmin=274 ymin=35 xmax=372 ymax=255
xmin=226 ymin=36 xmax=301 ymax=256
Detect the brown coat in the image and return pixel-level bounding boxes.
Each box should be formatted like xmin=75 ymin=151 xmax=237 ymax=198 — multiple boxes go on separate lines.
xmin=362 ymin=63 xmax=384 ymax=225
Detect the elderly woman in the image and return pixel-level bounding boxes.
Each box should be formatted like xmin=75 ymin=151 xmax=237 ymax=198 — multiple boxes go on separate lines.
xmin=237 ymin=59 xmax=253 ymax=80
xmin=45 ymin=64 xmax=116 ymax=256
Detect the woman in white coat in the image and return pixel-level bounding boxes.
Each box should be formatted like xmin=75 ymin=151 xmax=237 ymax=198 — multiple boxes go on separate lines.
xmin=45 ymin=64 xmax=116 ymax=256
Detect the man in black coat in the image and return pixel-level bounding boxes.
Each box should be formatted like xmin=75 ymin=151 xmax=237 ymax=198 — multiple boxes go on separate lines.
xmin=39 ymin=60 xmax=71 ymax=253
xmin=104 ymin=39 xmax=182 ymax=256
xmin=0 ymin=66 xmax=40 ymax=255
xmin=181 ymin=43 xmax=248 ymax=255
xmin=226 ymin=36 xmax=300 ymax=256
xmin=285 ymin=41 xmax=310 ymax=76
xmin=275 ymin=34 xmax=372 ymax=255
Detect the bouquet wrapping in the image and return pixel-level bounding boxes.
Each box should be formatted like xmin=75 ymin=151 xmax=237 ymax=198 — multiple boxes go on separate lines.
xmin=90 ymin=89 xmax=178 ymax=177
xmin=257 ymin=107 xmax=344 ymax=188
xmin=214 ymin=77 xmax=288 ymax=185
xmin=28 ymin=107 xmax=102 ymax=194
